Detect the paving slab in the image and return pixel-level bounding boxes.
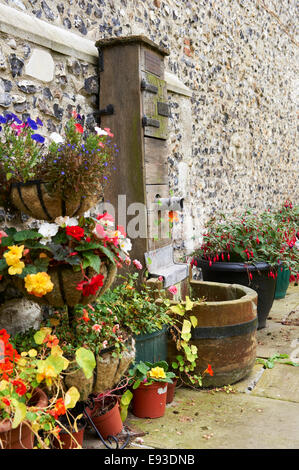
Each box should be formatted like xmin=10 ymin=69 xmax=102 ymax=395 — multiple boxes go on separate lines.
xmin=268 ymin=284 xmax=299 ymax=323
xmin=250 ymin=362 xmax=299 ymax=403
xmin=256 ymin=320 xmax=299 ymax=358
xmin=127 ymin=387 xmax=299 ymax=449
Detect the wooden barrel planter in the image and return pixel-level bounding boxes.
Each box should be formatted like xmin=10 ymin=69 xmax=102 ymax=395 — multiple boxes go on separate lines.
xmin=9 ymin=180 xmax=98 ymax=221
xmin=167 ymin=280 xmax=258 ymax=388
xmin=13 ymin=262 xmax=117 ymax=308
xmin=194 ymin=258 xmax=276 ymax=329
xmin=133 ymin=326 xmax=168 ymax=365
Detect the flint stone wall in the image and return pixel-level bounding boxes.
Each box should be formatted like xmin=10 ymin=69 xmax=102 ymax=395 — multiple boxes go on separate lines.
xmin=0 ymin=0 xmax=298 ymax=259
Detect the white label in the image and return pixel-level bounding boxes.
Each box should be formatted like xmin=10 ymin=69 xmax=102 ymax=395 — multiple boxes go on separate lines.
xmin=157 ymin=386 xmax=167 ymax=395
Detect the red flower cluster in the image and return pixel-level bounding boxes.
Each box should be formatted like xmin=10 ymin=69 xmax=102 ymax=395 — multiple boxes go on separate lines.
xmin=12 ymin=379 xmax=27 ymax=396
xmin=65 ymin=225 xmax=85 ymax=241
xmin=48 ymin=398 xmax=66 ymax=419
xmin=76 ymin=274 xmax=104 ymax=297
xmin=0 ymin=329 xmax=20 ymax=380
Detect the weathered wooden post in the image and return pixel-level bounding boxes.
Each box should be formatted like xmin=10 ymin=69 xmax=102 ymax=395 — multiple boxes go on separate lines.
xmin=96 ymin=36 xmax=188 ymax=290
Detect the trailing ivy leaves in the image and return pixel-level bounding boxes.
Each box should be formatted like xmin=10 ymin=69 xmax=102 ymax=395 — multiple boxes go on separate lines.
xmin=256 ymin=353 xmax=299 ymax=369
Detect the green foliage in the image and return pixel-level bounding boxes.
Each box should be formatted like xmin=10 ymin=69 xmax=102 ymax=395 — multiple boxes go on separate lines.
xmin=0 ymin=114 xmax=45 ymax=187
xmin=128 ymin=360 xmax=176 ymax=389
xmin=256 ymin=353 xmax=299 ymax=369
xmin=98 ymin=273 xmax=174 ymax=336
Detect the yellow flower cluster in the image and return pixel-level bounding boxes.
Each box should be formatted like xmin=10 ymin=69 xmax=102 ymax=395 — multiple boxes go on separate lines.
xmin=149 ymin=366 xmax=166 ymax=379
xmin=4 ymin=245 xmax=25 ymax=275
xmin=24 ymin=272 xmax=54 ymax=298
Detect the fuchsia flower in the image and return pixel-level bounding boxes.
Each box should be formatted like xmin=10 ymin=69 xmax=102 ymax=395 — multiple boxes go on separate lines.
xmin=92 ymin=324 xmax=102 ymax=332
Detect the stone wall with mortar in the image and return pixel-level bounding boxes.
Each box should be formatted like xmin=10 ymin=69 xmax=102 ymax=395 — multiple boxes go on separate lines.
xmin=0 ymin=0 xmax=298 ymax=259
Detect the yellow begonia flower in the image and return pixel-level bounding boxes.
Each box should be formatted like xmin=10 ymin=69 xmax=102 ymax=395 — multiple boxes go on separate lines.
xmin=8 ymin=261 xmax=25 ymax=275
xmin=4 ymin=245 xmax=24 ymax=266
xmin=149 ymin=366 xmax=166 ymax=380
xmin=24 ymin=272 xmax=54 ymax=298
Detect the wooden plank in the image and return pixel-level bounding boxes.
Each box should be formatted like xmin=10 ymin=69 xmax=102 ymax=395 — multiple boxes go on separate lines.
xmin=144 ymin=137 xmax=168 ymax=185
xmin=141 ymin=71 xmax=168 ymax=140
xmin=145 ymin=184 xmax=169 ymax=211
xmin=99 ymin=42 xmax=147 ymax=262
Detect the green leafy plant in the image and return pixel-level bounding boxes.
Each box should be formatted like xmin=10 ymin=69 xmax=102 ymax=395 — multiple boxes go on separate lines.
xmin=128 ymin=360 xmax=176 ymax=390
xmin=0 ymin=113 xmax=45 ymax=188
xmin=168 ymin=297 xmax=213 ymax=386
xmin=256 ymin=353 xmax=299 ymax=369
xmin=99 ymin=272 xmax=174 ymax=336
xmin=192 ymin=203 xmax=299 ymax=279
xmin=0 ymin=328 xmax=82 ymax=449
xmin=0 ymin=112 xmax=115 ymax=204
xmin=37 ymin=113 xmax=116 ymax=202
xmin=0 ymin=212 xmax=130 ymax=302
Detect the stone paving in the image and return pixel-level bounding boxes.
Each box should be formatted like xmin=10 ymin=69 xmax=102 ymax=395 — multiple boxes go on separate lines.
xmin=84 ymin=284 xmax=299 ymax=450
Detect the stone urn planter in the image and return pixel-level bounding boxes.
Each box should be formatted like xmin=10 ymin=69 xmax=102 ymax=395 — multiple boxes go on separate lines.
xmin=13 ymin=262 xmax=117 ymax=308
xmin=194 ymin=258 xmax=276 ymax=329
xmin=9 ymin=180 xmax=98 ymax=221
xmin=64 ymin=337 xmax=136 ymax=401
xmin=167 ymin=280 xmax=258 ymax=388
xmin=0 ymin=387 xmax=48 ymax=449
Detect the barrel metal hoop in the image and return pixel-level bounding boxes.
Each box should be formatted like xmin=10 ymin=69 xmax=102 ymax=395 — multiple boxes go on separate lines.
xmin=191 ymin=317 xmax=258 ymax=339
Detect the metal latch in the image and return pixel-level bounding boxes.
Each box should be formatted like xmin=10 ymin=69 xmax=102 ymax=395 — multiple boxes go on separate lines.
xmin=142 ymin=116 xmax=160 ymax=128
xmin=141 ymin=79 xmax=158 ymax=94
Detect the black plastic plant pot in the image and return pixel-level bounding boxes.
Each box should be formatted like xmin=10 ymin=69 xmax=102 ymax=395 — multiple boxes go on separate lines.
xmin=194 ymin=258 xmax=277 ymax=329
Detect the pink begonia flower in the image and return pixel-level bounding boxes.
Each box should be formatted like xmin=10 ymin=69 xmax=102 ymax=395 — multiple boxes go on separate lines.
xmin=133 ymin=259 xmax=142 ymax=270
xmin=107 ymin=308 xmax=113 ymax=315
xmin=95 ymin=224 xmax=107 ymax=239
xmin=92 ymin=324 xmax=102 ymax=332
xmin=158 ymin=276 xmax=163 ymax=282
xmin=125 ymin=256 xmax=131 ymax=266
xmin=97 ymin=213 xmax=114 ymax=223
xmin=104 ymin=128 xmax=114 ymax=138
xmin=168 ymin=285 xmax=178 ymax=295
xmin=102 ymin=340 xmax=108 ymax=349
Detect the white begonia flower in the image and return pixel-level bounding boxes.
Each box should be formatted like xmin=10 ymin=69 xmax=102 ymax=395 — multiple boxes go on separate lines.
xmin=54 ymin=216 xmax=78 ymax=227
xmin=38 ymin=222 xmax=59 ymax=239
xmin=94 ymin=127 xmax=108 ymax=136
xmin=50 ymin=132 xmax=64 ymax=144
xmin=119 ymin=237 xmax=132 ymax=253
xmin=84 ymin=210 xmax=91 ymax=217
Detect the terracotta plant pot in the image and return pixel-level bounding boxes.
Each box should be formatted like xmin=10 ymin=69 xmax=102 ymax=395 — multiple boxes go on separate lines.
xmin=166 ymin=378 xmax=177 ymax=404
xmin=0 ymin=388 xmax=48 ymax=449
xmin=132 ymin=382 xmax=168 ymax=419
xmin=13 ymin=262 xmax=117 ymax=308
xmin=85 ymin=398 xmax=123 ymax=440
xmin=9 ymin=180 xmax=99 ymax=221
xmin=53 ymin=424 xmax=86 ymax=449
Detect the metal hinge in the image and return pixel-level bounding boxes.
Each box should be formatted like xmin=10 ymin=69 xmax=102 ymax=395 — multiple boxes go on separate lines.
xmin=141 ymin=79 xmax=158 ymax=94
xmin=94 ymin=104 xmax=114 ymax=116
xmin=142 ymin=116 xmax=160 ymax=128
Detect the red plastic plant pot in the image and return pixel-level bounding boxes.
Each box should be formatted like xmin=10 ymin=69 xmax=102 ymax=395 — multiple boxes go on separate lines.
xmin=132 ymin=382 xmax=168 ymax=419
